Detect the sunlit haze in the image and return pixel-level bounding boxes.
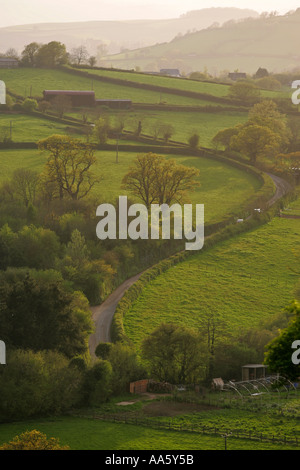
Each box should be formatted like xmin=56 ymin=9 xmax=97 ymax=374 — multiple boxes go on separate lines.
xmin=0 ymin=0 xmax=299 ymax=27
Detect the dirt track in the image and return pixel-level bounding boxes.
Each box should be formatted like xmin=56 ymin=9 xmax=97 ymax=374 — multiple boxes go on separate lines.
xmin=88 ymin=172 xmax=293 ymax=356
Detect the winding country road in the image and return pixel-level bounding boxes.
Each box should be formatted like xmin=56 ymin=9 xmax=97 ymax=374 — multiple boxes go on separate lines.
xmin=89 ymin=272 xmax=143 ymax=357
xmin=88 ymin=172 xmax=293 ymax=357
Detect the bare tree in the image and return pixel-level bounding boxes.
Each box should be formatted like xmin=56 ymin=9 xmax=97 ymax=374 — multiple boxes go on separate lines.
xmin=71 ymin=46 xmax=89 ymax=65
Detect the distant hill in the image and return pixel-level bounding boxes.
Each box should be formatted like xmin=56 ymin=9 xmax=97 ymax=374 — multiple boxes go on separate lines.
xmin=0 ymin=8 xmax=259 ymax=56
xmin=101 ymin=10 xmax=300 ymax=75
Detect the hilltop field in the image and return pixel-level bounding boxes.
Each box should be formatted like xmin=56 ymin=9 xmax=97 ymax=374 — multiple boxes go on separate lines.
xmin=0 ymin=64 xmax=299 ymax=451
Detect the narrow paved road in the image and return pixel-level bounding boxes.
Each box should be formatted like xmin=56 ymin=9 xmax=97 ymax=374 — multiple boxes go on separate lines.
xmin=89 ymin=272 xmax=143 ymax=357
xmin=88 ymin=172 xmax=292 ymax=356
xmin=266 ymin=173 xmax=292 ymax=208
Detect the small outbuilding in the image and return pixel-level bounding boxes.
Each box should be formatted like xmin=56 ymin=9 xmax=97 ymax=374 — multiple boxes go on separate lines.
xmin=0 ymin=58 xmax=19 ymax=68
xmin=242 ymin=364 xmax=267 ymax=381
xmin=43 ymin=90 xmax=96 ymax=107
xmin=95 ymin=99 xmax=132 ymax=109
xmin=228 ymin=72 xmax=247 ymax=81
xmin=160 ymin=69 xmax=181 ymax=77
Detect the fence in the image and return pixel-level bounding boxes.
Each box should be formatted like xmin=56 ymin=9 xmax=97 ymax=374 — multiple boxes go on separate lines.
xmin=90 ymin=413 xmax=300 ymax=448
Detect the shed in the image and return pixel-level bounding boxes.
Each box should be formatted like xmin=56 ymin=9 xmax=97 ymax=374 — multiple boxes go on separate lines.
xmin=160 ymin=69 xmax=181 ymax=77
xmin=43 ymin=90 xmax=96 ymax=107
xmin=228 ymin=72 xmax=247 ymax=81
xmin=0 ymin=58 xmax=19 ymax=68
xmin=129 ymin=379 xmax=149 ymax=394
xmin=95 ymin=99 xmax=132 ymax=109
xmin=242 ymin=364 xmax=267 ymax=381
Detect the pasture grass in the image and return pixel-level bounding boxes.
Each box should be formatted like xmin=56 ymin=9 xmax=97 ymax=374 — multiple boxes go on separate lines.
xmin=0 ymin=415 xmax=296 ymax=450
xmin=123 ymin=216 xmax=300 ymax=347
xmin=0 ymin=149 xmax=261 ymax=224
xmin=0 ymin=68 xmax=224 ymax=107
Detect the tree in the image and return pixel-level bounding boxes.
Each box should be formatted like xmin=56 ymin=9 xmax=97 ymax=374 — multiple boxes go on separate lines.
xmin=0 ymin=431 xmax=70 ymax=450
xmin=0 ymin=272 xmax=93 ymax=358
xmin=10 ymin=168 xmax=39 ymax=207
xmin=50 ymin=94 xmax=72 ymax=118
xmin=0 ymin=349 xmax=83 ymax=421
xmin=256 ymin=77 xmax=281 ymax=91
xmin=228 ymin=81 xmax=261 ymax=104
xmin=159 ymin=123 xmax=174 ymax=142
xmin=21 ymin=42 xmax=40 ymax=67
xmin=38 ymin=100 xmax=51 ymax=114
xmin=71 ymin=45 xmax=89 ymax=65
xmin=188 ymin=133 xmax=200 ymax=149
xmin=5 ymin=48 xmax=19 ymax=60
xmin=108 ymin=343 xmax=146 ymax=394
xmin=88 ymin=56 xmax=97 ymax=67
xmin=95 ymin=342 xmax=113 ymax=360
xmin=264 ymin=301 xmax=300 ymax=381
xmin=82 ymin=360 xmax=112 ymax=405
xmin=122 ymin=153 xmax=200 ymax=208
xmin=141 ymin=323 xmax=206 ymax=384
xmin=93 ymin=117 xmax=110 ymax=145
xmin=275 ymin=151 xmax=300 ymax=176
xmin=35 ymin=41 xmax=68 ymax=67
xmin=212 ymin=126 xmax=241 ymax=150
xmin=248 ymin=100 xmax=291 ymax=149
xmin=38 ymin=135 xmax=99 ymax=200
xmin=230 ymin=123 xmax=282 ymax=165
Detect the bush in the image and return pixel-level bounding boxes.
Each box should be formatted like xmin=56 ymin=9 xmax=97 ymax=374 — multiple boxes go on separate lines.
xmin=22 ymin=98 xmax=38 ymax=112
xmin=0 ymin=350 xmax=83 ymax=421
xmin=82 ymin=360 xmax=112 ymax=405
xmin=0 ymin=430 xmax=70 ymax=450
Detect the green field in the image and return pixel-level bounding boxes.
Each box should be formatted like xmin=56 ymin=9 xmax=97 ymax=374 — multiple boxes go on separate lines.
xmin=0 ymin=149 xmax=262 ymax=224
xmin=109 ymin=109 xmax=248 ymax=148
xmin=0 ymin=114 xmax=84 ymax=142
xmin=0 ymin=414 xmax=296 ymax=450
xmin=0 ymin=108 xmax=249 ymax=148
xmin=0 ymin=68 xmax=226 ymax=107
xmin=77 ymin=66 xmax=288 ymax=100
xmin=76 ymin=67 xmax=232 ymax=97
xmin=123 ymin=216 xmax=300 ymax=348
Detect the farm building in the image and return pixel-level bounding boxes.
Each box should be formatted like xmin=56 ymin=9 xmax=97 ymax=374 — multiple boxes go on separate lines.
xmin=95 ymin=99 xmax=132 ymax=109
xmin=0 ymin=58 xmax=19 ymax=68
xmin=242 ymin=364 xmax=267 ymax=381
xmin=228 ymin=72 xmax=247 ymax=81
xmin=43 ymin=90 xmax=96 ymax=107
xmin=160 ymin=69 xmax=181 ymax=77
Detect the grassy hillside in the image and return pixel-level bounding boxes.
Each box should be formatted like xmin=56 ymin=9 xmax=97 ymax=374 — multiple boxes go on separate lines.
xmin=0 ymin=68 xmax=227 ymax=107
xmin=123 ymin=216 xmax=300 ymax=348
xmin=0 ymin=8 xmax=259 ymax=54
xmin=103 ymin=10 xmax=300 ymax=74
xmin=0 ymin=149 xmax=262 ymax=225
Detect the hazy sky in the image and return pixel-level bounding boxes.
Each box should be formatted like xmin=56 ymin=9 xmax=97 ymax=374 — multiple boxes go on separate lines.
xmin=0 ymin=0 xmax=299 ymax=27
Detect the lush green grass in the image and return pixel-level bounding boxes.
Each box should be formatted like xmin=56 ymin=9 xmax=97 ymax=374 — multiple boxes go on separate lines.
xmin=66 ymin=108 xmax=249 ymax=148
xmin=0 ymin=415 xmax=295 ymax=450
xmin=0 ymin=68 xmax=224 ymax=107
xmin=123 ymin=216 xmax=300 ymax=347
xmin=77 ymin=67 xmax=288 ymax=100
xmin=0 ymin=149 xmax=262 ymax=224
xmin=76 ymin=67 xmax=232 ymax=97
xmin=0 ymin=114 xmax=83 ymax=142
xmin=1 ymin=107 xmax=248 ymax=149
